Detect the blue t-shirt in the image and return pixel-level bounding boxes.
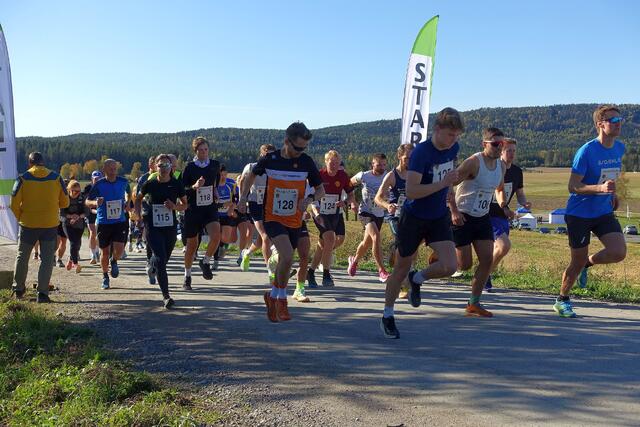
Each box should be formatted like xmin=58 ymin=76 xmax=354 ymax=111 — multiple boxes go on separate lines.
xmin=87 ymin=177 xmax=131 ymax=224
xmin=217 ymin=177 xmax=237 ymax=217
xmin=403 ymin=138 xmax=459 ymax=220
xmin=566 ymin=138 xmax=625 ymax=218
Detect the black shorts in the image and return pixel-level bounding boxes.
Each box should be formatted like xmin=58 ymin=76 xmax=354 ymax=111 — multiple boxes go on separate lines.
xmin=566 ymin=213 xmax=622 ymax=249
xmin=314 ymin=213 xmax=345 ymax=237
xmin=396 ymin=211 xmax=454 ymax=258
xmin=97 ymin=221 xmax=129 ymax=248
xmin=248 ymin=201 xmax=264 ymax=223
xmin=57 ymin=222 xmax=67 ymax=238
xmin=264 ymin=221 xmax=302 ymax=250
xmin=234 ymin=209 xmax=250 ymax=224
xmin=219 ymin=215 xmax=238 ymax=227
xmin=359 ymin=211 xmax=384 ymax=231
xmin=183 ymin=207 xmax=219 ymax=239
xmin=87 ymin=212 xmax=97 ymax=225
xmin=452 ymin=213 xmax=495 ymax=248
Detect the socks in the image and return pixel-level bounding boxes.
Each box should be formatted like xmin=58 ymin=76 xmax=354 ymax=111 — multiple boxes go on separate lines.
xmin=383 ymin=306 xmax=394 ymax=318
xmin=413 ymin=271 xmax=426 ymax=284
xmin=557 ymin=295 xmax=570 ymax=302
xmin=270 ymin=285 xmax=278 ymax=298
xmin=278 ymin=286 xmax=287 ymax=299
xmin=296 ymin=281 xmax=305 ymax=290
xmin=203 ymin=255 xmax=211 ymax=263
xmin=469 ymin=295 xmax=481 ymax=305
xmin=184 ymin=267 xmax=191 ymax=277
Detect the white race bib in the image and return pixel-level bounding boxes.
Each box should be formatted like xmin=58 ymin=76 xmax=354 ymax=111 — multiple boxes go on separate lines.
xmin=432 ymin=160 xmax=454 ymax=183
xmin=106 ymin=200 xmax=122 ymax=220
xmin=319 ymin=194 xmax=339 ymax=215
xmin=471 ymin=190 xmax=493 ymax=215
xmin=395 ymin=194 xmax=406 ymax=217
xmin=196 ymin=186 xmax=213 ymax=206
xmin=255 ymin=186 xmax=266 ymax=204
xmin=272 ymin=187 xmax=298 ymax=216
xmin=152 ymin=204 xmax=173 ymax=227
xmin=599 ymin=167 xmax=621 ymax=184
xmin=492 ymin=182 xmax=513 ymax=204
xmin=218 ymin=198 xmax=231 ymax=213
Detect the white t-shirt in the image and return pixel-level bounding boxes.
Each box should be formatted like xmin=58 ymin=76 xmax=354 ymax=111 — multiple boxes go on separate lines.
xmin=242 ymin=162 xmax=268 ymax=204
xmin=353 ymin=170 xmax=385 ymax=217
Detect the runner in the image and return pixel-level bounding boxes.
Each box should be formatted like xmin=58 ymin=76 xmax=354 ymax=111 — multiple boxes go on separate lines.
xmin=293 ymin=202 xmax=313 ymax=303
xmin=215 ymin=165 xmax=238 ymax=270
xmin=238 ymin=122 xmax=324 ymax=322
xmin=554 ymin=105 xmax=627 ymax=318
xmin=486 ymin=137 xmax=530 ymax=292
xmin=85 ymin=159 xmax=132 ymax=290
xmin=348 ymin=153 xmax=389 ymax=282
xmin=181 ymin=137 xmax=222 ymax=289
xmin=84 ymin=170 xmax=104 ymax=264
xmin=135 ymin=154 xmax=187 ymax=309
xmin=60 ymin=179 xmax=90 ymax=273
xmin=136 ymin=156 xmax=156 ymax=278
xmin=233 ymin=171 xmax=253 ymax=268
xmin=448 ymin=127 xmax=506 ymax=318
xmin=238 ymin=144 xmax=277 ymax=273
xmin=380 ymin=108 xmax=463 ymax=339
xmin=307 ymin=150 xmax=357 ymax=288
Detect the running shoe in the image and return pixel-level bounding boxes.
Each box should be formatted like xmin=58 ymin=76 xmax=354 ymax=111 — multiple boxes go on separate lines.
xmin=65 ymin=259 xmax=73 ymax=271
xmin=577 ymin=268 xmax=588 ymax=289
xmin=553 ymin=299 xmax=577 ymax=318
xmin=57 ymin=258 xmax=65 ymax=268
xmin=74 ymin=263 xmax=82 ymax=274
xmin=465 ymin=303 xmax=493 ymax=317
xmin=240 ymin=251 xmax=251 ymax=272
xmin=347 ymin=256 xmax=358 ymax=277
xmin=293 ymin=287 xmax=310 ymax=303
xmin=101 ymin=277 xmax=110 ymax=290
xmin=378 ymin=269 xmax=390 ymax=283
xmin=110 ymin=259 xmax=119 ymax=278
xmin=163 ymin=298 xmax=175 ymax=309
xmin=484 ymin=275 xmax=493 ymax=292
xmin=199 ymin=258 xmax=213 ymax=280
xmin=236 ymin=253 xmax=243 ymax=266
xmin=183 ymin=276 xmax=192 ymax=291
xmin=322 ymin=271 xmax=335 ymax=287
xmin=264 ymin=291 xmax=278 ymax=322
xmin=276 ymin=298 xmax=292 ymax=321
xmin=407 ymin=270 xmax=422 ymax=308
xmin=89 ymin=255 xmax=97 ymax=265
xmin=380 ymin=316 xmax=400 ymax=339
xmin=146 ymin=262 xmax=156 ymax=285
xmin=212 ymin=259 xmax=219 ymax=271
xmin=307 ymin=269 xmax=318 ymax=288
xmin=36 ymin=292 xmax=51 ymax=303
xmin=451 ymin=270 xmax=464 ymax=278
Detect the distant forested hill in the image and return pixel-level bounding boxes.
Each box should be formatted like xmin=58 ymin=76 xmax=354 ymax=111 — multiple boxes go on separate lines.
xmin=16 ymin=103 xmax=640 ymax=177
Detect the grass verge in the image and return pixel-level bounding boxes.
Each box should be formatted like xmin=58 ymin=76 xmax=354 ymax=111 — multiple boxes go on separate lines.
xmin=0 ymin=291 xmax=221 ymax=426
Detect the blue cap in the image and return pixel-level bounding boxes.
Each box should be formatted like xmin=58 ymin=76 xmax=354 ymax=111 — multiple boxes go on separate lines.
xmin=91 ymin=170 xmax=103 ymax=179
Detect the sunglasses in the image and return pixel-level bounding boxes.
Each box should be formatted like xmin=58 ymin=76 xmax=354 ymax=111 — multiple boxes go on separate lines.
xmin=604 ymin=116 xmax=623 ymax=124
xmin=288 ymin=139 xmax=307 ymax=152
xmin=483 ymin=140 xmax=503 ymax=148
xmin=158 ymin=163 xmax=171 ymax=169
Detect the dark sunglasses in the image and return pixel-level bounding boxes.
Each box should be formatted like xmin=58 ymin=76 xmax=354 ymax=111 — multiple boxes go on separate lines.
xmin=605 ymin=116 xmax=623 ymax=124
xmin=157 ymin=162 xmax=171 ymax=169
xmin=288 ymin=139 xmax=307 ymax=152
xmin=483 ymin=140 xmax=503 ymax=148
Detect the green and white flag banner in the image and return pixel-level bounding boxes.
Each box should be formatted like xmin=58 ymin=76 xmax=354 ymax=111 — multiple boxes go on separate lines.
xmin=401 ymin=16 xmax=438 ymax=145
xmin=0 ymin=24 xmax=18 ymax=241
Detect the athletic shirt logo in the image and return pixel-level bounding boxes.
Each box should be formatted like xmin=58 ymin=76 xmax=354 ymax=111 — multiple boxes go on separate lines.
xmin=335 ymin=181 xmax=340 ymax=187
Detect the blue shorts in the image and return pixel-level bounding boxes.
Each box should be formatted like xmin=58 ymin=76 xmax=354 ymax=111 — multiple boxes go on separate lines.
xmin=490 ymin=216 xmax=510 ymax=239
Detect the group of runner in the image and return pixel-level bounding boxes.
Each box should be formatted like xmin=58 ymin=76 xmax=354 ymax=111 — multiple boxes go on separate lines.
xmin=32 ymin=104 xmax=628 ymax=339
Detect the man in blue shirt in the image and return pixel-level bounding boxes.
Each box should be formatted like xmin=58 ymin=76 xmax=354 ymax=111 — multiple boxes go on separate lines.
xmin=380 ymin=108 xmax=463 ymax=339
xmin=86 ymin=158 xmax=132 ymax=290
xmin=554 ymin=105 xmax=627 ymax=318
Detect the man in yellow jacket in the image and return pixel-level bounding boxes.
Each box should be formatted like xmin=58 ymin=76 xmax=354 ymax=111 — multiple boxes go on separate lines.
xmin=10 ymin=152 xmax=69 ymax=302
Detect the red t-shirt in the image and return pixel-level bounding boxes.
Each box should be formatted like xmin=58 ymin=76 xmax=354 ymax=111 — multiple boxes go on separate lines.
xmin=320 ymin=169 xmax=353 ymax=195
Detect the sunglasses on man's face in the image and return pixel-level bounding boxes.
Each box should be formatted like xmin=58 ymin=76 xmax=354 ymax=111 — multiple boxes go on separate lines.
xmin=604 ymin=116 xmax=623 ymax=124
xmin=483 ymin=140 xmax=503 ymax=148
xmin=288 ymin=139 xmax=307 ymax=152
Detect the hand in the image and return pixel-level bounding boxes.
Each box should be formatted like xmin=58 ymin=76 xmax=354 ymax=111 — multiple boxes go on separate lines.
xmin=164 ymin=199 xmax=176 ymax=210
xmin=504 ymin=207 xmax=515 ymax=220
xmin=193 ymin=176 xmax=205 ymax=190
xmin=96 ymin=197 xmax=104 ymax=207
xmin=388 ymin=203 xmax=397 ymax=216
xmin=451 ymin=210 xmax=465 ymax=226
xmin=600 ymin=180 xmax=616 ymax=193
xmin=442 ymin=169 xmax=460 ymax=187
xmin=522 ymin=201 xmax=532 ymax=210
xmin=336 ymin=200 xmax=346 ymax=208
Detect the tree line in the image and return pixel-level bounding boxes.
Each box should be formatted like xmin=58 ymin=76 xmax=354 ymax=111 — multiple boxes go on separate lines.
xmin=17 ymin=103 xmax=640 ymax=175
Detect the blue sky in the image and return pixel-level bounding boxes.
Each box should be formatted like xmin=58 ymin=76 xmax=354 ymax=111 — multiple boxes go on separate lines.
xmin=3 ymin=0 xmax=639 ymax=137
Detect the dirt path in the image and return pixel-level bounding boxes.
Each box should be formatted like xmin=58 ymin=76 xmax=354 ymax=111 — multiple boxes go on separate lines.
xmin=2 ymin=237 xmax=639 ymax=426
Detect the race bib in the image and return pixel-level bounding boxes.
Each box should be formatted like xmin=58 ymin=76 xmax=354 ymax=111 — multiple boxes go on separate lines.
xmin=272 ymin=187 xmax=298 ymax=216
xmin=255 ymin=186 xmax=266 ymax=204
xmin=218 ymin=198 xmax=231 ymax=213
xmin=599 ymin=167 xmax=621 ymax=184
xmin=196 ymin=186 xmax=213 ymax=206
xmin=492 ymin=182 xmax=513 ymax=204
xmin=395 ymin=194 xmax=406 ymax=217
xmin=319 ymin=194 xmax=339 ymax=215
xmin=106 ymin=200 xmax=122 ymax=220
xmin=152 ymin=204 xmax=173 ymax=227
xmin=471 ymin=190 xmax=493 ymax=215
xmin=432 ymin=160 xmax=454 ymax=183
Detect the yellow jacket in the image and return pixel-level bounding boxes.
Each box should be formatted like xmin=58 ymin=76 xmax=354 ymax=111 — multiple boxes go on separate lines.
xmin=10 ymin=166 xmax=70 ymax=228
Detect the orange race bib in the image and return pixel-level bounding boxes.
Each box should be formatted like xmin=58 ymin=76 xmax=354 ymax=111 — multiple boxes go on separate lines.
xmin=264 ymin=169 xmax=308 ymax=228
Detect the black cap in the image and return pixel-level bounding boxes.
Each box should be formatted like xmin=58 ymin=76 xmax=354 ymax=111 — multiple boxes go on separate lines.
xmin=28 ymin=152 xmax=44 ymax=166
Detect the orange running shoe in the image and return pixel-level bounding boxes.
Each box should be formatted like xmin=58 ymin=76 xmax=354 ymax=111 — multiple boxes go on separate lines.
xmin=276 ymin=298 xmax=292 ymax=321
xmin=465 ymin=303 xmax=493 ymax=317
xmin=66 ymin=260 xmax=73 ymax=271
xmin=263 ymin=291 xmax=278 ymax=323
